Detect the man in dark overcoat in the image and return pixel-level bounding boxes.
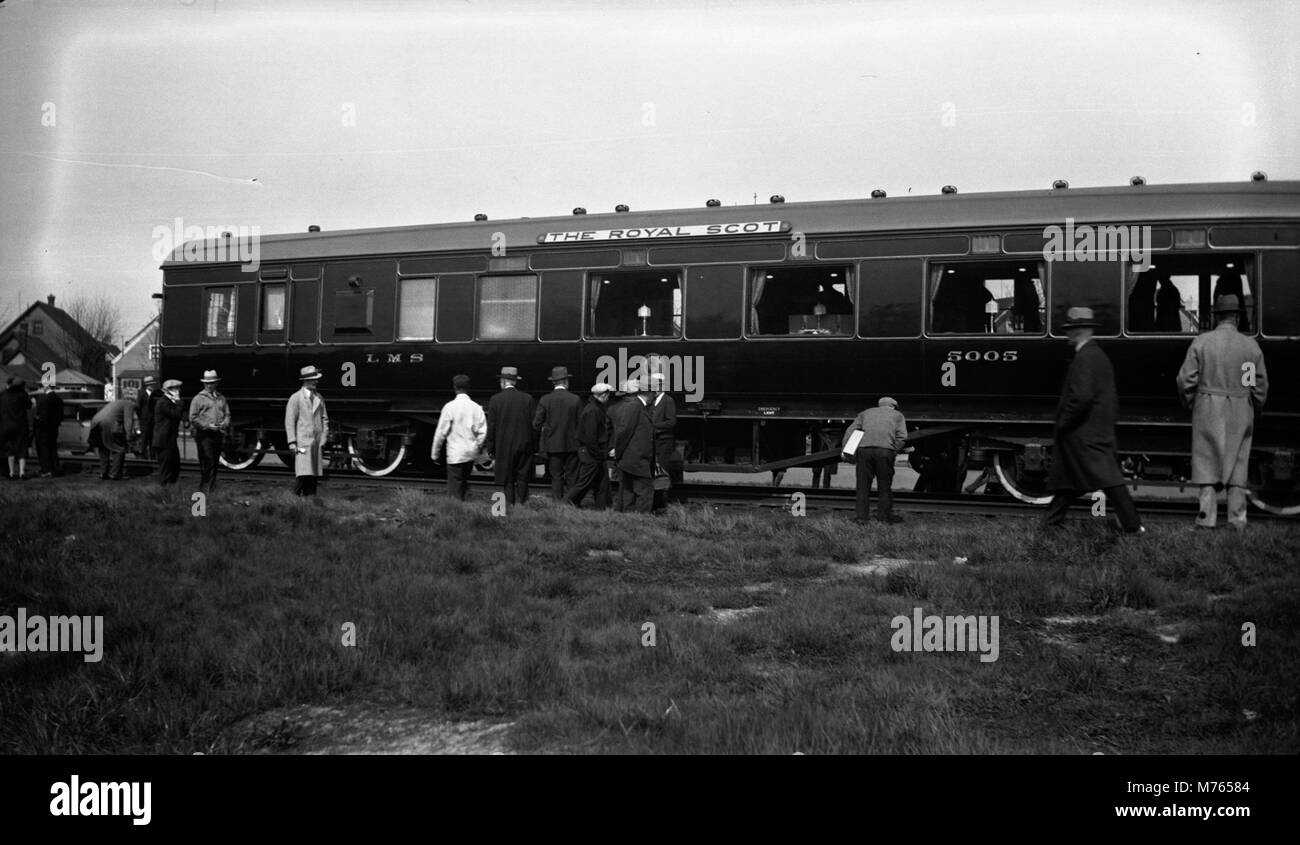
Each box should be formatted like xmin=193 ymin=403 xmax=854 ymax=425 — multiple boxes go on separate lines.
xmin=608 ymin=379 xmax=654 ymax=513
xmin=565 ymin=382 xmax=613 ymax=508
xmin=1175 ymin=294 xmax=1269 ymax=529
xmin=647 ymin=372 xmax=679 ymax=509
xmin=32 ymin=381 xmax=64 ymax=477
xmin=485 ymin=366 xmax=537 ymax=507
xmin=152 ymin=379 xmax=186 ymax=485
xmin=533 ymin=365 xmax=583 ymax=499
xmin=1043 ymin=306 xmax=1144 ymax=533
xmin=137 ymin=376 xmax=161 ymax=461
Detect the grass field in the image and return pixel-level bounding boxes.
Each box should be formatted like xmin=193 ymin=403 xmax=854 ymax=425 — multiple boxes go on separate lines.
xmin=1 ymin=479 xmax=1296 ymax=754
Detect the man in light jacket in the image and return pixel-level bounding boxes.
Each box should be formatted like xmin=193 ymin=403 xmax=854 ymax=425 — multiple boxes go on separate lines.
xmin=432 ymin=374 xmax=487 ymax=501
xmin=1176 ymin=294 xmax=1269 ymax=529
xmin=285 ymin=365 xmax=329 ymax=496
xmin=843 ymin=396 xmax=909 ymax=523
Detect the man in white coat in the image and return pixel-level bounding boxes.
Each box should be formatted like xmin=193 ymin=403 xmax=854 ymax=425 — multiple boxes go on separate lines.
xmin=1176 ymin=294 xmax=1269 ymax=529
xmin=285 ymin=365 xmax=330 ymax=496
xmin=431 ymin=374 xmax=487 ymax=500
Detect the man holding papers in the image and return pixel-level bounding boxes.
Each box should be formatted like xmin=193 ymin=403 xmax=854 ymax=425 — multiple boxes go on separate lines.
xmin=842 ymin=397 xmax=909 ymax=524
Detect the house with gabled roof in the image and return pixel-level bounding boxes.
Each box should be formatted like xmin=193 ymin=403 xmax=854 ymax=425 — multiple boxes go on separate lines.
xmin=110 ymin=313 xmax=160 ymax=401
xmin=0 ymin=294 xmax=119 ymax=394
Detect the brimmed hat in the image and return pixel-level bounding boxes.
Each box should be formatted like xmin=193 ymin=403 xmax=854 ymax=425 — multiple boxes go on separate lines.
xmin=143 ymin=376 xmax=157 ymax=385
xmin=162 ymin=379 xmax=182 ymax=391
xmin=548 ymin=366 xmax=572 ymax=382
xmin=1212 ymin=294 xmax=1242 ymax=314
xmin=298 ymin=365 xmax=323 ymax=381
xmin=200 ymin=370 xmax=221 ymax=383
xmin=591 ymin=383 xmax=613 ymax=394
xmin=498 ymin=366 xmax=521 ymax=381
xmin=878 ymin=396 xmax=898 ymax=409
xmin=1061 ymin=306 xmax=1100 ymax=328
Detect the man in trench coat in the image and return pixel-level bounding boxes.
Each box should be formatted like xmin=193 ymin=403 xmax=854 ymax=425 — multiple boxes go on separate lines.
xmin=285 ymin=365 xmax=329 ymax=496
xmin=1042 ymin=307 xmax=1144 ymax=533
xmin=1175 ymin=294 xmax=1268 ymax=529
xmin=486 ymin=366 xmax=537 ymax=507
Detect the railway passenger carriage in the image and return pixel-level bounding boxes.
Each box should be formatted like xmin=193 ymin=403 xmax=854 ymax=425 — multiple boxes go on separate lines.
xmin=159 ymin=177 xmax=1300 ymax=512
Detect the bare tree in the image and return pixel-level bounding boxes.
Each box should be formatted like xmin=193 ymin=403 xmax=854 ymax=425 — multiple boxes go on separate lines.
xmin=60 ymin=293 xmax=123 ymax=381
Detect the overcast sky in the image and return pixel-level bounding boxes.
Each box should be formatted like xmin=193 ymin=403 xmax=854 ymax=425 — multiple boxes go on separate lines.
xmin=1 ymin=0 xmax=1297 ymax=339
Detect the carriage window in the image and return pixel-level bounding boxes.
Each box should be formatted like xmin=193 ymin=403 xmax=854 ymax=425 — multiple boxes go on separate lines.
xmin=261 ymin=284 xmax=286 ymax=331
xmin=1125 ymin=254 xmax=1254 ymax=334
xmin=478 ymin=274 xmax=537 ymax=340
xmin=203 ymin=287 xmax=237 ymax=342
xmin=929 ymin=261 xmax=1044 ymax=334
xmin=334 ymin=289 xmax=375 ymax=332
xmin=397 ymin=277 xmax=437 ymax=340
xmin=749 ymin=266 xmax=853 ymax=335
xmin=589 ymin=270 xmax=681 ymax=338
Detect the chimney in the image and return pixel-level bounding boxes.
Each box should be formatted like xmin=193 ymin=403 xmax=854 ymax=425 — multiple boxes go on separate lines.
xmin=47 ymin=294 xmax=55 ymax=307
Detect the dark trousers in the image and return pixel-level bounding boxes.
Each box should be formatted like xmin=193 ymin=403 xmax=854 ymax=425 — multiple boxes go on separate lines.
xmin=98 ymin=447 xmax=125 ymax=480
xmin=620 ymin=472 xmax=654 ymax=513
xmin=1042 ymin=485 xmax=1143 ymax=532
xmin=294 ymin=475 xmax=318 ymax=496
xmin=157 ymin=444 xmax=180 ymax=485
xmin=566 ymin=451 xmax=610 ymax=508
xmin=547 ymin=452 xmax=578 ymax=499
xmin=446 ymin=461 xmax=472 ymax=500
xmin=194 ymin=429 xmax=223 ymax=492
xmin=854 ymin=447 xmax=895 ymax=520
xmin=499 ymin=448 xmax=532 ymax=505
xmin=35 ymin=428 xmax=59 ymax=475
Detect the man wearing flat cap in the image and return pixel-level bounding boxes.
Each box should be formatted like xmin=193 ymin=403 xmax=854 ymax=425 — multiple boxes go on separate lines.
xmin=486 ymin=366 xmax=537 ymax=507
xmin=153 ymin=379 xmax=186 ymax=485
xmin=1176 ymin=294 xmax=1268 ymax=529
xmin=1043 ymin=307 xmax=1144 ymax=533
xmin=285 ymin=365 xmax=330 ymax=496
xmin=533 ymin=365 xmax=583 ymax=499
xmin=189 ymin=369 xmax=231 ymax=493
xmin=566 ymin=382 xmax=614 ymax=508
xmin=843 ymin=396 xmax=909 ymax=523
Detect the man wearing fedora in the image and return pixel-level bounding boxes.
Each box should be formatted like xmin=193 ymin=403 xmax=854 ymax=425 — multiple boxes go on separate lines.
xmin=842 ymin=396 xmax=909 ymax=524
xmin=1043 ymin=307 xmax=1144 ymax=533
xmin=1176 ymin=294 xmax=1269 ymax=529
xmin=153 ymin=379 xmax=186 ymax=486
xmin=431 ymin=374 xmax=487 ymax=501
xmin=533 ymin=365 xmax=583 ymax=500
xmin=189 ymin=369 xmax=231 ymax=493
xmin=485 ymin=366 xmax=536 ymax=507
xmin=285 ymin=365 xmax=330 ymax=496
xmin=608 ymin=378 xmax=655 ymax=513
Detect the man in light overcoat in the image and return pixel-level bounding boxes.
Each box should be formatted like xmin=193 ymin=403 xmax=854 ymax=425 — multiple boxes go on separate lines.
xmin=285 ymin=365 xmax=329 ymax=496
xmin=1175 ymin=294 xmax=1269 ymax=529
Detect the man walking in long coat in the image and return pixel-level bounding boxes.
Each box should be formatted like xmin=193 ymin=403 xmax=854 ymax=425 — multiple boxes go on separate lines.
xmin=285 ymin=365 xmax=329 ymax=496
xmin=89 ymin=396 xmax=138 ymax=481
xmin=533 ymin=365 xmax=583 ymax=499
xmin=486 ymin=366 xmax=536 ymax=507
xmin=1175 ymin=294 xmax=1268 ymax=529
xmin=608 ymin=379 xmax=655 ymax=513
xmin=1043 ymin=307 xmax=1144 ymax=533
xmin=153 ymin=379 xmax=185 ymax=486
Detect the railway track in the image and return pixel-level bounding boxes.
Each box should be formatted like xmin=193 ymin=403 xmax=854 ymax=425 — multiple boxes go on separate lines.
xmin=34 ymin=453 xmax=1294 ymax=523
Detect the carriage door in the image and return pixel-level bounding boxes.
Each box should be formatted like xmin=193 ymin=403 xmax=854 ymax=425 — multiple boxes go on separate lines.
xmin=289 ymin=264 xmax=322 ymax=345
xmin=258 ymin=266 xmax=289 ymax=346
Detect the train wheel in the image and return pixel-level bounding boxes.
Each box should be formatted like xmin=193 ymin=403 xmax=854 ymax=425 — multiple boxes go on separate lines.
xmin=992 ymin=452 xmax=1053 ymax=505
xmin=347 ymin=438 xmax=407 ymax=477
xmin=219 ymin=439 xmax=266 ymax=470
xmin=1247 ymin=484 xmax=1300 ymax=516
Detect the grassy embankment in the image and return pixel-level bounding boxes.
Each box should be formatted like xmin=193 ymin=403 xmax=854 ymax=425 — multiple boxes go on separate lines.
xmin=1 ymin=481 xmax=1296 ymax=754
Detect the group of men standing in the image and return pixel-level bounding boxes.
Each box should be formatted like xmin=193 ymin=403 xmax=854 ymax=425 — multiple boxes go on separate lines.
xmin=431 ymin=365 xmax=677 ymax=513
